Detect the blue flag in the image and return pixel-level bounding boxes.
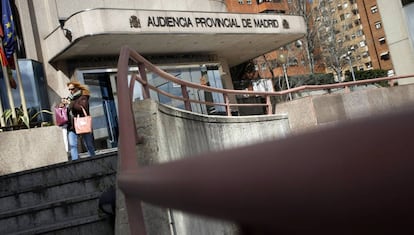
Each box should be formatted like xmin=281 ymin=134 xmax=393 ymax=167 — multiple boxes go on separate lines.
xmin=1 ymin=0 xmax=16 ymax=59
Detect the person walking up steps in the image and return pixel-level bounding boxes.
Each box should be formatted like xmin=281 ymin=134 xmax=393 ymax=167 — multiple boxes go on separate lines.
xmin=60 ymin=81 xmax=96 ymax=160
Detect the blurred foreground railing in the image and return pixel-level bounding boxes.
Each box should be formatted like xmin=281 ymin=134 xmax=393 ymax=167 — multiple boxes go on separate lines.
xmin=116 ymin=46 xmax=414 ymax=234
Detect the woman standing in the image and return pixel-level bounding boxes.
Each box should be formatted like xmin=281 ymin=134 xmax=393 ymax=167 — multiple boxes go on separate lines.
xmin=61 ymin=81 xmax=96 ymax=160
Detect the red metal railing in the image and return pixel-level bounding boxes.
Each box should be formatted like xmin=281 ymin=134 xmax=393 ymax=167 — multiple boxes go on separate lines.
xmin=116 ymin=46 xmax=414 ymax=116
xmin=116 ymin=46 xmax=414 ymax=234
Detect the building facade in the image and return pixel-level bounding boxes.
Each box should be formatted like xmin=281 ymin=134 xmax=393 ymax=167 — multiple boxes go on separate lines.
xmin=0 ymin=0 xmax=306 ymax=150
xmin=356 ymin=0 xmax=393 ymax=73
xmin=226 ymin=0 xmax=395 ymax=84
xmin=377 ymin=0 xmax=414 ymax=84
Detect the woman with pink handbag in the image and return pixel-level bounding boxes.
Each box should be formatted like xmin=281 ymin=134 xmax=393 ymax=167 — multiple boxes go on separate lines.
xmin=60 ymin=81 xmax=95 ymax=160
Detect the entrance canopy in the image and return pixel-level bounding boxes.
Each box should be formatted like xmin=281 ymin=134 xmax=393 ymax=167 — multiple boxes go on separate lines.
xmin=46 ymin=9 xmax=306 ymax=67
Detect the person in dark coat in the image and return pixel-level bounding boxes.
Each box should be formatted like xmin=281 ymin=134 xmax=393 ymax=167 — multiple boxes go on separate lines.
xmin=61 ymin=81 xmax=95 ymax=160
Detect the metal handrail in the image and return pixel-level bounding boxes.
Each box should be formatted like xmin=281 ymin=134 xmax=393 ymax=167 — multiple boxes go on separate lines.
xmin=116 ymin=46 xmax=414 ymax=234
xmin=121 ymin=46 xmax=414 ymax=116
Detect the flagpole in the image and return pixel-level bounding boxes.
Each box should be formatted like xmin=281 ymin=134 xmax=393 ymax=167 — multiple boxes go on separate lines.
xmin=0 ymin=95 xmax=5 ymax=127
xmin=13 ymin=51 xmax=28 ymax=120
xmin=0 ymin=37 xmax=16 ymax=124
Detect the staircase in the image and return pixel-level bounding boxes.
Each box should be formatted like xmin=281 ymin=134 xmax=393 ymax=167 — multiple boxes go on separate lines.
xmin=0 ymin=150 xmax=118 ymax=235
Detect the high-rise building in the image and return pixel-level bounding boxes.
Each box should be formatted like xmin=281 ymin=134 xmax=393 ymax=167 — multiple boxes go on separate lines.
xmin=226 ymin=0 xmax=395 ymax=83
xmin=355 ymin=0 xmax=393 ymax=72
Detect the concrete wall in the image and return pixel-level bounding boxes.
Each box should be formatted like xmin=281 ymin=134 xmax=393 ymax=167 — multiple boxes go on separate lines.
xmin=0 ymin=126 xmax=67 ymax=175
xmin=377 ymin=0 xmax=414 ymax=84
xmin=275 ymin=84 xmax=414 ymax=133
xmin=116 ymin=99 xmax=290 ymax=235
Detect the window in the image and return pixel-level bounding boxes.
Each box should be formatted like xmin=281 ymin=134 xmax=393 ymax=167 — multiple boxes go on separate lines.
xmin=343 ymin=2 xmax=348 ymax=9
xmin=239 ymin=0 xmax=244 ymax=4
xmin=380 ymin=51 xmax=390 ymax=60
xmin=365 ymin=62 xmax=372 ymax=68
xmin=356 ymin=29 xmax=363 ymax=37
xmin=261 ymin=63 xmax=267 ymax=71
xmin=345 ymin=13 xmax=351 ymax=19
xmin=340 ymin=14 xmax=345 ymax=21
xmin=375 ymin=21 xmax=382 ymax=29
xmin=247 ymin=0 xmax=252 ymax=3
xmin=379 ymin=37 xmax=386 ymax=44
xmin=288 ymin=57 xmax=298 ymax=66
xmin=338 ymin=4 xmax=343 ymax=10
xmin=354 ymin=19 xmax=361 ymax=26
xmin=359 ymin=40 xmax=366 ymax=47
xmin=371 ymin=5 xmax=378 ymax=13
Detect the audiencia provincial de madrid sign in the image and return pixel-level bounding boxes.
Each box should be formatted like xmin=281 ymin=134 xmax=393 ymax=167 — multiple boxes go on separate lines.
xmin=127 ymin=10 xmax=302 ymax=34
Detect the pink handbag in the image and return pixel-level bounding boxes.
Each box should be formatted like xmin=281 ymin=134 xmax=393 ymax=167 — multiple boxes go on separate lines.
xmin=74 ymin=106 xmax=92 ymax=134
xmin=54 ymin=107 xmax=68 ymax=126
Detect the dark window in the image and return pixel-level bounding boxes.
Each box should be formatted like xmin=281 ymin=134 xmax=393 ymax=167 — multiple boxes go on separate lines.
xmin=380 ymin=52 xmax=390 ymax=60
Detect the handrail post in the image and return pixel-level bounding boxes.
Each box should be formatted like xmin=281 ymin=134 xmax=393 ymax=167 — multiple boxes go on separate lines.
xmin=181 ymin=85 xmax=191 ymax=111
xmin=265 ymin=95 xmax=272 ymax=115
xmin=224 ymin=93 xmax=231 ymax=116
xmin=139 ymin=63 xmax=150 ymax=99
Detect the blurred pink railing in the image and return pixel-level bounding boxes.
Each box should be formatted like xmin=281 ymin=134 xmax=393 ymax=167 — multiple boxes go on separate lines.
xmin=116 ymin=46 xmax=414 ymax=234
xmin=115 ymin=46 xmax=414 ymax=116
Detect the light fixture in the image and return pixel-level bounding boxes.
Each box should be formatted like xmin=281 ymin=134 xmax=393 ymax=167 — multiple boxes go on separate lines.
xmin=278 ymin=53 xmax=292 ymax=101
xmin=59 ymin=18 xmax=73 ymax=42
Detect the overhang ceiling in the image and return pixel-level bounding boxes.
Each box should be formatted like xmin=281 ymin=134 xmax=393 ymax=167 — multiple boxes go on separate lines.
xmin=47 ymin=9 xmax=306 ymax=67
xmin=53 ymin=33 xmax=303 ymax=67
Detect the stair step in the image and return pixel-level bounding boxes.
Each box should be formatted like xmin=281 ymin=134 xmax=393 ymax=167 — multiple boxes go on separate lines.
xmin=0 ymin=173 xmax=115 ymax=212
xmin=10 ymin=214 xmax=113 ymax=235
xmin=0 ymin=151 xmax=117 ymax=235
xmin=0 ymin=192 xmax=102 ymax=220
xmin=0 ymin=192 xmax=109 ymax=234
xmin=0 ymin=152 xmax=117 ymax=197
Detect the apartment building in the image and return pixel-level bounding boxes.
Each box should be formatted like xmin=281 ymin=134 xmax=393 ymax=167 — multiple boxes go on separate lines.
xmin=226 ymin=0 xmax=288 ymax=13
xmin=227 ymin=0 xmax=395 ymax=84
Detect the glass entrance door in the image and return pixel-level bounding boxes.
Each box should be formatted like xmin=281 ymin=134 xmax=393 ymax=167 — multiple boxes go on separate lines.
xmin=79 ymin=71 xmax=119 ymax=149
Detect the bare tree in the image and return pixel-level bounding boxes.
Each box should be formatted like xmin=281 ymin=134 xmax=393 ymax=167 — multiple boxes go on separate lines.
xmin=288 ymin=0 xmax=319 ymax=74
xmin=312 ymin=0 xmax=357 ymax=82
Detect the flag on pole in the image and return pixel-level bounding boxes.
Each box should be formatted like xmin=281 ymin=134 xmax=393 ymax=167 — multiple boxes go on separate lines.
xmin=2 ymin=0 xmax=16 ymax=59
xmin=0 ymin=0 xmax=16 ymax=88
xmin=0 ymin=22 xmax=8 ymax=66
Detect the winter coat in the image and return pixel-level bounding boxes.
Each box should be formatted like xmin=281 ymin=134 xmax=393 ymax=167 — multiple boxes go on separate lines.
xmin=67 ymin=91 xmax=90 ymax=132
